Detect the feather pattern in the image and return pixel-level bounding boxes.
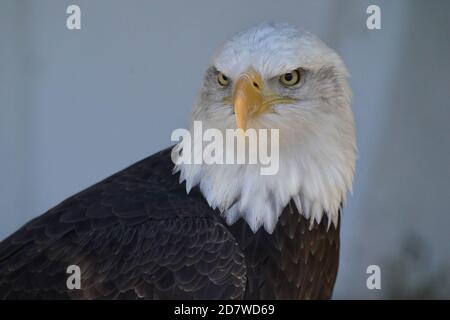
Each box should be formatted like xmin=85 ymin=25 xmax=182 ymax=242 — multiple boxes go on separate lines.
xmin=0 ymin=148 xmax=339 ymax=299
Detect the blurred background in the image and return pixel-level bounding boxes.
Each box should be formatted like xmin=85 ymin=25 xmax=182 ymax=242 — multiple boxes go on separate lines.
xmin=1 ymin=0 xmax=449 ymax=299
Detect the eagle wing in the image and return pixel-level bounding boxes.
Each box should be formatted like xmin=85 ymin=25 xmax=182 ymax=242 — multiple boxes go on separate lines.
xmin=0 ymin=148 xmax=247 ymax=299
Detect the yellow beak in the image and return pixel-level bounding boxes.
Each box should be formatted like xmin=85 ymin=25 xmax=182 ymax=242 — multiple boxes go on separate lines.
xmin=230 ymin=70 xmax=298 ymax=130
xmin=232 ymin=70 xmax=264 ymax=131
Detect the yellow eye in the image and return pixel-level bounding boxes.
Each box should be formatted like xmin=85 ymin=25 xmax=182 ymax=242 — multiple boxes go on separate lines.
xmin=218 ymin=72 xmax=230 ymax=86
xmin=279 ymin=69 xmax=301 ymax=87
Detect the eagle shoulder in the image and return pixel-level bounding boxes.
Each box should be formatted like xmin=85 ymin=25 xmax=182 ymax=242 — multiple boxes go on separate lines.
xmin=0 ymin=148 xmax=246 ymax=299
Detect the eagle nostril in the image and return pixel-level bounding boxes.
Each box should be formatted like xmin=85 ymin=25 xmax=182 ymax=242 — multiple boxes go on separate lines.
xmin=253 ymin=82 xmax=260 ymax=89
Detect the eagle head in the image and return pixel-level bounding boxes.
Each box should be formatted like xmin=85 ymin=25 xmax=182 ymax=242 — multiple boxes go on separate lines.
xmin=174 ymin=23 xmax=356 ymax=233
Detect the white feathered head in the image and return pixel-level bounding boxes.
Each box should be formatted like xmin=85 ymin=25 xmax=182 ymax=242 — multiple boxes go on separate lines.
xmin=174 ymin=23 xmax=356 ymax=233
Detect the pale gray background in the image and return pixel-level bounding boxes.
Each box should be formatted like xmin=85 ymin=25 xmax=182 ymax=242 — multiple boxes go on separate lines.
xmin=1 ymin=0 xmax=449 ymax=299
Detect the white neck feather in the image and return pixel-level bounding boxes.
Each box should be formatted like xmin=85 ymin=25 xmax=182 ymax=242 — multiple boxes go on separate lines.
xmin=172 ymin=116 xmax=356 ymax=233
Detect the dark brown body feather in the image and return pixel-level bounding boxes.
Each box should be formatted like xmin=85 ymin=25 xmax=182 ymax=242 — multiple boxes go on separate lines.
xmin=0 ymin=147 xmax=339 ymax=299
xmin=229 ymin=203 xmax=340 ymax=299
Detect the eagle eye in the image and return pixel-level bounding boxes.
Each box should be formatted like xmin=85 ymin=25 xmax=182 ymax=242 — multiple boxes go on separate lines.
xmin=217 ymin=72 xmax=230 ymax=87
xmin=279 ymin=69 xmax=301 ymax=87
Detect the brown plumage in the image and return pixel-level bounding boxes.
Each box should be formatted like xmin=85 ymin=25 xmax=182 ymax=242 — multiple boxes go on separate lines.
xmin=229 ymin=201 xmax=340 ymax=299
xmin=0 ymin=148 xmax=339 ymax=299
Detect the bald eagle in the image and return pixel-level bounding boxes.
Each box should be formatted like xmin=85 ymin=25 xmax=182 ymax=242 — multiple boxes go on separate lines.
xmin=0 ymin=23 xmax=356 ymax=299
